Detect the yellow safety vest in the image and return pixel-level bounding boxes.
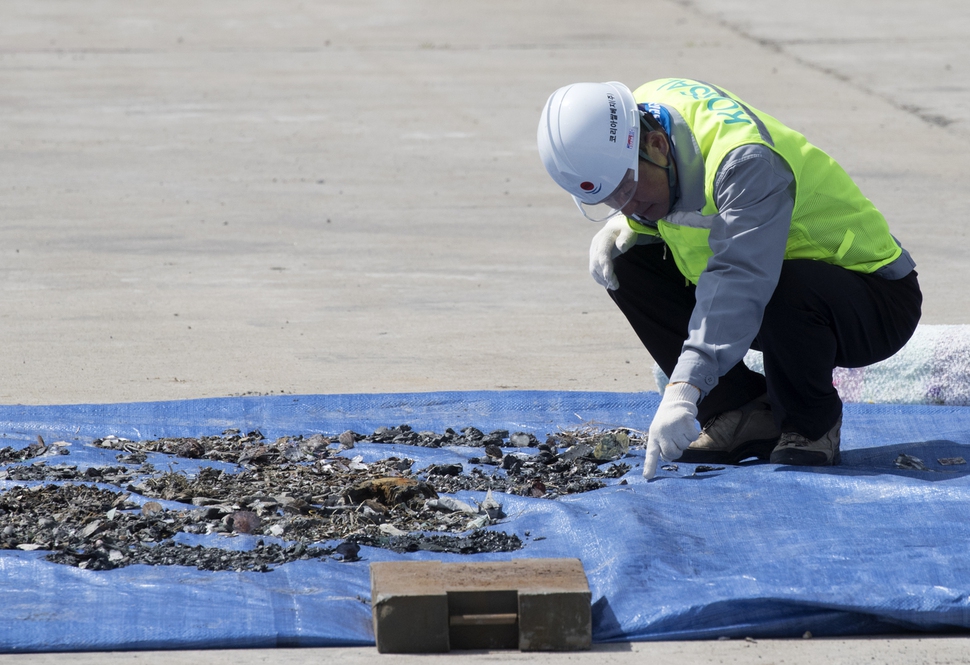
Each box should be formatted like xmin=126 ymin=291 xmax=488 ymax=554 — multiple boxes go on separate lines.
xmin=628 ymin=78 xmax=903 ymax=285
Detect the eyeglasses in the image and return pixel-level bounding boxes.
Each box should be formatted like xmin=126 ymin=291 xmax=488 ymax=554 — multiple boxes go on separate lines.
xmin=573 ymin=167 xmax=638 ymax=223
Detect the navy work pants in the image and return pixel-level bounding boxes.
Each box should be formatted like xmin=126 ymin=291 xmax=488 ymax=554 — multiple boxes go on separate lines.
xmin=609 ymin=242 xmax=922 ymax=439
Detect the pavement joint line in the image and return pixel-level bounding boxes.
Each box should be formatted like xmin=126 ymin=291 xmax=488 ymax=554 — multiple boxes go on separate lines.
xmin=671 ymin=0 xmax=963 ymax=131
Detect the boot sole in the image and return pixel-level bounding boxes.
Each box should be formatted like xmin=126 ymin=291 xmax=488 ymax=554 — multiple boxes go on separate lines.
xmin=768 ymin=448 xmax=842 ymax=466
xmin=677 ymin=437 xmax=779 ymax=465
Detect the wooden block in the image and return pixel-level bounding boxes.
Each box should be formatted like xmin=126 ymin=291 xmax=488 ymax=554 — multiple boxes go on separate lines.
xmin=370 ymin=558 xmax=591 ymax=653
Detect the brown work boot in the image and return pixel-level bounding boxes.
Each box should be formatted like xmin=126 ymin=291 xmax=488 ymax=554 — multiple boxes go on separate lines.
xmin=678 ymin=393 xmax=781 ymax=464
xmin=769 ymin=415 xmax=842 ymax=466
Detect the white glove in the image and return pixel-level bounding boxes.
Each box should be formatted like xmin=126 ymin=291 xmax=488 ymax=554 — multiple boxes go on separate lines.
xmin=644 ymin=382 xmax=701 ymax=479
xmin=589 ymin=216 xmax=638 ymax=290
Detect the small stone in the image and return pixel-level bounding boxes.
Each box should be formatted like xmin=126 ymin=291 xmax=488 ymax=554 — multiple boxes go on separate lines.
xmin=81 ymin=520 xmax=104 ymax=538
xmin=502 ymin=453 xmax=526 ymax=473
xmin=592 ymin=432 xmax=630 ymax=461
xmin=338 ymin=430 xmax=356 ymax=449
xmin=561 ymin=443 xmax=592 ymax=462
xmin=362 ymin=499 xmax=389 ymax=515
xmin=509 ymin=432 xmax=535 ymax=447
xmin=141 ymin=502 xmax=164 ymax=516
xmin=334 ymin=541 xmax=361 ymax=562
xmin=176 ymin=440 xmax=204 ymax=458
xmin=202 ymin=506 xmax=227 ymax=520
xmin=379 ymin=523 xmax=408 ymax=537
xmin=387 ymin=458 xmax=413 ymax=472
xmin=274 ymin=494 xmax=310 ymax=515
xmin=231 ymin=511 xmax=261 ymax=534
xmin=238 ymin=445 xmax=273 ymax=466
xmin=344 ymin=477 xmax=437 ymax=506
xmin=425 ymin=463 xmax=462 ymax=477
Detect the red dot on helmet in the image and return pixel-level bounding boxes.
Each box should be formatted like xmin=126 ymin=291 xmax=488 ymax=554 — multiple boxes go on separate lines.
xmin=580 ymin=181 xmax=595 ymax=191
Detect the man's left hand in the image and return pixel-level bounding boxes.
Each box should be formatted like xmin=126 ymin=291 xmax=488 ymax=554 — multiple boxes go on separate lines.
xmin=589 ymin=216 xmax=638 ymax=290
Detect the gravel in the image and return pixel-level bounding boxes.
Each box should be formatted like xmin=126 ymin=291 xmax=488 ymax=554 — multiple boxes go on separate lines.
xmin=0 ymin=425 xmax=639 ymax=572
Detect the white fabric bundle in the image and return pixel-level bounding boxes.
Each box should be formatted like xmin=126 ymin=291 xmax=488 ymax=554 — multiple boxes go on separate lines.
xmin=653 ymin=325 xmax=970 ymax=406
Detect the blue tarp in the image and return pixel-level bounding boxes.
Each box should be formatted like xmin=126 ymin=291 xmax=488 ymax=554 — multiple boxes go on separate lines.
xmin=2 ymin=391 xmax=970 ymax=652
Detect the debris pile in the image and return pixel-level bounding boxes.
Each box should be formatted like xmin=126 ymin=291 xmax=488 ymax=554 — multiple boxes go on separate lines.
xmin=0 ymin=425 xmax=639 ymax=572
xmin=0 ymin=435 xmax=69 ymax=464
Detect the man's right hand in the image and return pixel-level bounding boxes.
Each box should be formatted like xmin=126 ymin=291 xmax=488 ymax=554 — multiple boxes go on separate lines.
xmin=644 ymin=382 xmax=701 ymax=479
xmin=589 ymin=216 xmax=638 ymax=290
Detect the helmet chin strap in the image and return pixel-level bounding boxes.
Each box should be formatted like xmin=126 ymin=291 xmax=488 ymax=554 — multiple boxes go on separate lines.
xmin=637 ymin=111 xmax=680 ymax=217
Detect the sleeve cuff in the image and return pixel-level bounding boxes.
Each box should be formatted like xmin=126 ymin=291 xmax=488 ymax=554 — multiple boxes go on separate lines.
xmin=663 ymin=382 xmax=701 ymax=405
xmin=669 ymin=356 xmax=719 ymax=397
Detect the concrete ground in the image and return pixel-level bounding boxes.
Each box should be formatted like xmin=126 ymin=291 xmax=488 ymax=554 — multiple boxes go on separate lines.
xmin=1 ymin=0 xmax=968 ymax=662
xmin=3 ymin=638 xmax=970 ymax=665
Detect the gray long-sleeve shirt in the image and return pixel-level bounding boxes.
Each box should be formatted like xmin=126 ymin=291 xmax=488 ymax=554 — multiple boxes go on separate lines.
xmin=643 ymin=105 xmax=914 ymax=397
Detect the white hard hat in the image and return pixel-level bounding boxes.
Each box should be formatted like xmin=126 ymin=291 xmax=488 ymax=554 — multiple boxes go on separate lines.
xmin=537 ymin=81 xmax=641 ymax=222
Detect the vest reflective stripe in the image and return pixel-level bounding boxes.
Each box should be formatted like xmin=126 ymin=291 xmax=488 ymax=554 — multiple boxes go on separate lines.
xmin=630 ymin=78 xmax=903 ymax=285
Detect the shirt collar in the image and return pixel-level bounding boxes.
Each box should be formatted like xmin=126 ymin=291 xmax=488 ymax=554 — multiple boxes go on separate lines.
xmin=662 ymin=104 xmax=706 ymax=213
